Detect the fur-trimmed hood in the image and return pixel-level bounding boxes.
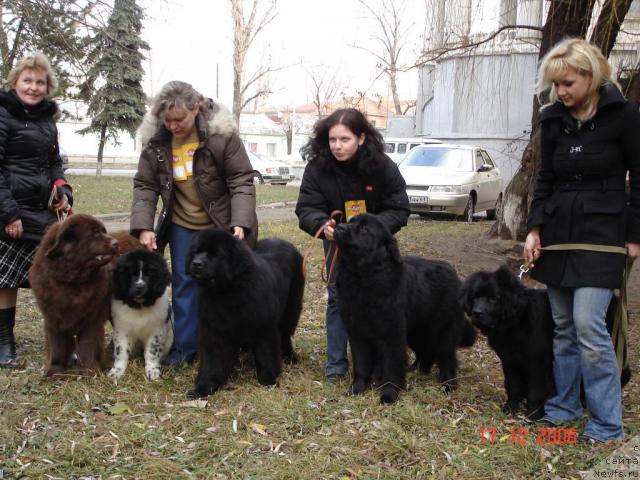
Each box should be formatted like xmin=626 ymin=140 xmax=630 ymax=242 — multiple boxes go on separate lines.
xmin=138 ymin=99 xmax=237 ymax=147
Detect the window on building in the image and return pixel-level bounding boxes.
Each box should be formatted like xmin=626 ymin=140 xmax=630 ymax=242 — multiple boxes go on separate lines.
xmin=266 ymin=143 xmax=276 ymax=158
xmin=397 ymin=143 xmax=407 ymax=154
xmin=249 ymin=142 xmax=258 ymax=153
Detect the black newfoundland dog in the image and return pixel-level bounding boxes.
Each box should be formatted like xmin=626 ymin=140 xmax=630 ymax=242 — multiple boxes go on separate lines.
xmin=186 ymin=229 xmax=304 ymax=397
xmin=460 ymin=265 xmax=631 ymax=420
xmin=333 ymin=213 xmax=476 ymax=404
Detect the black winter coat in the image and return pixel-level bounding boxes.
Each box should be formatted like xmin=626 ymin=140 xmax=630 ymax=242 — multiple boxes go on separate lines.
xmin=296 ymin=151 xmax=410 ymax=237
xmin=0 ymin=90 xmax=71 ymax=242
xmin=527 ymin=83 xmax=640 ymax=288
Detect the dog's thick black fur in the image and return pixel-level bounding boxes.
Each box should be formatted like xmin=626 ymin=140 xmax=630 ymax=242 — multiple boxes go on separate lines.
xmin=186 ymin=229 xmax=304 ymax=397
xmin=333 ymin=213 xmax=476 ymax=404
xmin=460 ymin=265 xmax=631 ymax=420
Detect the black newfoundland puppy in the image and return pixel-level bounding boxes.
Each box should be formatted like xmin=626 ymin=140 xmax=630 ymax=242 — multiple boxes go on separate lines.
xmin=460 ymin=266 xmax=555 ymax=419
xmin=186 ymin=229 xmax=304 ymax=397
xmin=460 ymin=265 xmax=631 ymax=420
xmin=333 ymin=213 xmax=476 ymax=404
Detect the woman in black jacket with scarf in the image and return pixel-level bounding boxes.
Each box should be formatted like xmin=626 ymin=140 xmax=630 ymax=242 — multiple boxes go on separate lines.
xmin=0 ymin=53 xmax=72 ymax=367
xmin=296 ymin=108 xmax=410 ymax=382
xmin=524 ymin=39 xmax=640 ymax=442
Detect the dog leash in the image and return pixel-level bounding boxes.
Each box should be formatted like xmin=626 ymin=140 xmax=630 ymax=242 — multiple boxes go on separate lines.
xmin=521 ymin=242 xmax=631 ymax=374
xmin=301 ymin=210 xmax=344 ymax=286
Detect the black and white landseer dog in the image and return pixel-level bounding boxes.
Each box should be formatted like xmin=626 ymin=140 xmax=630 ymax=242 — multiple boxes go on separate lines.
xmin=109 ymin=249 xmax=173 ymax=381
xmin=186 ymin=228 xmax=304 ymax=398
xmin=333 ymin=213 xmax=476 ymax=404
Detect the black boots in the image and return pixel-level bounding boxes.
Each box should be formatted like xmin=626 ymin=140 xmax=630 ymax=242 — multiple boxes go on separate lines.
xmin=0 ymin=307 xmax=17 ymax=367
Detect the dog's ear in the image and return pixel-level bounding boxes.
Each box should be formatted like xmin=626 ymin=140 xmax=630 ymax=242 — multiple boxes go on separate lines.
xmin=495 ymin=265 xmax=519 ymax=290
xmin=44 ymin=224 xmax=74 ymax=258
xmin=185 ymin=231 xmax=201 ymax=272
xmin=386 ymin=236 xmax=402 ymax=264
xmin=458 ymin=276 xmax=474 ymax=315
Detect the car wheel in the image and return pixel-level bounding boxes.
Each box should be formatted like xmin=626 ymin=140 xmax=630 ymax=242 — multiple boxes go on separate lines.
xmin=253 ymin=171 xmax=264 ymax=185
xmin=462 ymin=195 xmax=475 ymax=223
xmin=485 ymin=193 xmax=502 ymax=220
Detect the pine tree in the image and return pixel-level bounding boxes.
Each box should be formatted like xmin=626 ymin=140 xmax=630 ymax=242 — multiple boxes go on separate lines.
xmin=79 ymin=0 xmax=148 ymax=176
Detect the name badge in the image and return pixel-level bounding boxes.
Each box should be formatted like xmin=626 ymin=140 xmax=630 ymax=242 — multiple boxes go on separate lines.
xmin=344 ymin=200 xmax=367 ymax=222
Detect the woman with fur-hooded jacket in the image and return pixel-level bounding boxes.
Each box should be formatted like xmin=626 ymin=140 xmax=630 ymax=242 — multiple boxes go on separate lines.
xmin=131 ymin=80 xmax=258 ymax=367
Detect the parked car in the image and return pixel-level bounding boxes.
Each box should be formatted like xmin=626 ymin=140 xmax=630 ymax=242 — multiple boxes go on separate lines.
xmin=247 ymin=151 xmax=295 ymax=186
xmin=383 ymin=137 xmax=443 ymax=164
xmin=399 ymin=144 xmax=503 ymax=222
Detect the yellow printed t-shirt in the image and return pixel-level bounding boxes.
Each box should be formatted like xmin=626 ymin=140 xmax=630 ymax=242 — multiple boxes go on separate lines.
xmin=170 ymin=139 xmax=212 ymax=229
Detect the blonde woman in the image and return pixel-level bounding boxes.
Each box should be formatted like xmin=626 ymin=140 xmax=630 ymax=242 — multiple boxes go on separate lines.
xmin=0 ymin=53 xmax=71 ymax=368
xmin=524 ymin=38 xmax=640 ymax=442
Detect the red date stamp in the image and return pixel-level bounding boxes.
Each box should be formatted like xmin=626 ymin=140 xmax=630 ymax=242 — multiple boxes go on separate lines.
xmin=480 ymin=426 xmax=577 ymax=445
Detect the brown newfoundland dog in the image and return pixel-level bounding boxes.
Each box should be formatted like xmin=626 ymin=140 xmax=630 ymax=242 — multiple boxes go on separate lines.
xmin=29 ymin=214 xmax=122 ymax=376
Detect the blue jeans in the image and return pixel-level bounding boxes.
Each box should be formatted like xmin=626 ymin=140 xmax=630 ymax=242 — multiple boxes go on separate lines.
xmin=165 ymin=223 xmax=199 ymax=363
xmin=325 ymin=240 xmax=348 ymax=377
xmin=544 ymin=286 xmax=623 ymax=441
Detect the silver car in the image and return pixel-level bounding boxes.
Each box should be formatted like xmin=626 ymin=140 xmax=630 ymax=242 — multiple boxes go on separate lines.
xmin=399 ymin=144 xmax=503 ymax=222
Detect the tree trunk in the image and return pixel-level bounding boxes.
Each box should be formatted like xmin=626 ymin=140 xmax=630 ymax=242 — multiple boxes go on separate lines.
xmin=389 ymin=67 xmax=402 ymax=115
xmin=590 ymin=0 xmax=634 ymax=57
xmin=491 ymin=0 xmax=599 ymax=240
xmin=96 ymin=125 xmax=106 ymax=178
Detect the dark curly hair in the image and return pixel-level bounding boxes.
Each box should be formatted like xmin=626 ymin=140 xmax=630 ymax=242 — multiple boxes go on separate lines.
xmin=301 ymin=108 xmax=386 ymax=176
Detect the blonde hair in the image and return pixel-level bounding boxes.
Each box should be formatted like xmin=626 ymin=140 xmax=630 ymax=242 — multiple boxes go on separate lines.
xmin=5 ymin=52 xmax=58 ymax=96
xmin=537 ymin=38 xmax=619 ymax=111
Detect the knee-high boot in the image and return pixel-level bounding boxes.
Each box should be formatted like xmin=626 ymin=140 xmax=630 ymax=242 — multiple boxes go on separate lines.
xmin=0 ymin=307 xmax=17 ymax=367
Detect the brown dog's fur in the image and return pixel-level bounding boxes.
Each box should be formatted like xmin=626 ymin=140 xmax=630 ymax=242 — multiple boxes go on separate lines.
xmin=29 ymin=214 xmax=121 ymax=377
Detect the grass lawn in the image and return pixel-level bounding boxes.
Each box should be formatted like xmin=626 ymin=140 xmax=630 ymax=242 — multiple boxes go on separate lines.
xmin=66 ymin=175 xmax=299 ymax=215
xmin=1 ymin=185 xmax=637 ymax=478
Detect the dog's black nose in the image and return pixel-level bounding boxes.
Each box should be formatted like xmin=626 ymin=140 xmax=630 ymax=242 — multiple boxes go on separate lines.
xmin=190 ymin=259 xmax=203 ymax=276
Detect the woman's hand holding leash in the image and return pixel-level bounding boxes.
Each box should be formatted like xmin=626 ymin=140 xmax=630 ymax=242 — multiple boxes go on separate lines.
xmin=140 ymin=230 xmax=157 ymax=251
xmin=626 ymin=242 xmax=640 ymax=258
xmin=323 ymin=218 xmax=336 ymax=241
xmin=4 ymin=219 xmax=23 ymax=239
xmin=524 ymin=227 xmax=541 ymax=268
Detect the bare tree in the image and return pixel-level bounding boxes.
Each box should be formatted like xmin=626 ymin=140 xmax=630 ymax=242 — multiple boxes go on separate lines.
xmin=229 ymin=0 xmax=277 ymax=125
xmin=357 ymin=0 xmax=409 ymax=115
xmin=306 ymin=66 xmax=342 ymax=117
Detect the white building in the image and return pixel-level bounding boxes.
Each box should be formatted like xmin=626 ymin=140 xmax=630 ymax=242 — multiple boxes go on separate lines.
xmin=415 ymin=0 xmax=640 ymax=184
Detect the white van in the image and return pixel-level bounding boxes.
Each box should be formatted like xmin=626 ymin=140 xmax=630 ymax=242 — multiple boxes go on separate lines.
xmin=383 ymin=137 xmax=443 ymax=164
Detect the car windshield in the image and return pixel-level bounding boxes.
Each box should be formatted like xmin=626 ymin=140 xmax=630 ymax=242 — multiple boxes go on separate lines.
xmin=402 ymin=147 xmax=473 ymax=171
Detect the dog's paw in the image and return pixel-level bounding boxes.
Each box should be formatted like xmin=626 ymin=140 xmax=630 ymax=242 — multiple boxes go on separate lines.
xmin=380 ymin=386 xmax=400 ymax=404
xmin=351 ymin=378 xmax=369 ymax=395
xmin=501 ymin=401 xmax=519 ymax=415
xmin=146 ymin=366 xmax=161 ymax=381
xmin=187 ymin=383 xmax=220 ymax=398
xmin=283 ymin=351 xmax=300 ymax=364
xmin=108 ymin=367 xmax=124 ymax=380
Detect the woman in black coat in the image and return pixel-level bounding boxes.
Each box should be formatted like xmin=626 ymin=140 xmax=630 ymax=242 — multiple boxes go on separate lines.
xmin=296 ymin=108 xmax=410 ymax=382
xmin=0 ymin=53 xmax=72 ymax=367
xmin=524 ymin=38 xmax=640 ymax=442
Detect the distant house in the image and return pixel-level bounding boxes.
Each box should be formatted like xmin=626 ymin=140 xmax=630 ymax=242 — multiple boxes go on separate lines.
xmin=238 ymin=113 xmax=288 ymax=160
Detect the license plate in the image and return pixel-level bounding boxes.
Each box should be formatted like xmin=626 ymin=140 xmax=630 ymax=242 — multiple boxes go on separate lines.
xmin=409 ymin=195 xmax=428 ymax=204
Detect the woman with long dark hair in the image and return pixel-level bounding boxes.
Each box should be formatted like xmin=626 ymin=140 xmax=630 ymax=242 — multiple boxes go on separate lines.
xmin=296 ymin=108 xmax=410 ymax=382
